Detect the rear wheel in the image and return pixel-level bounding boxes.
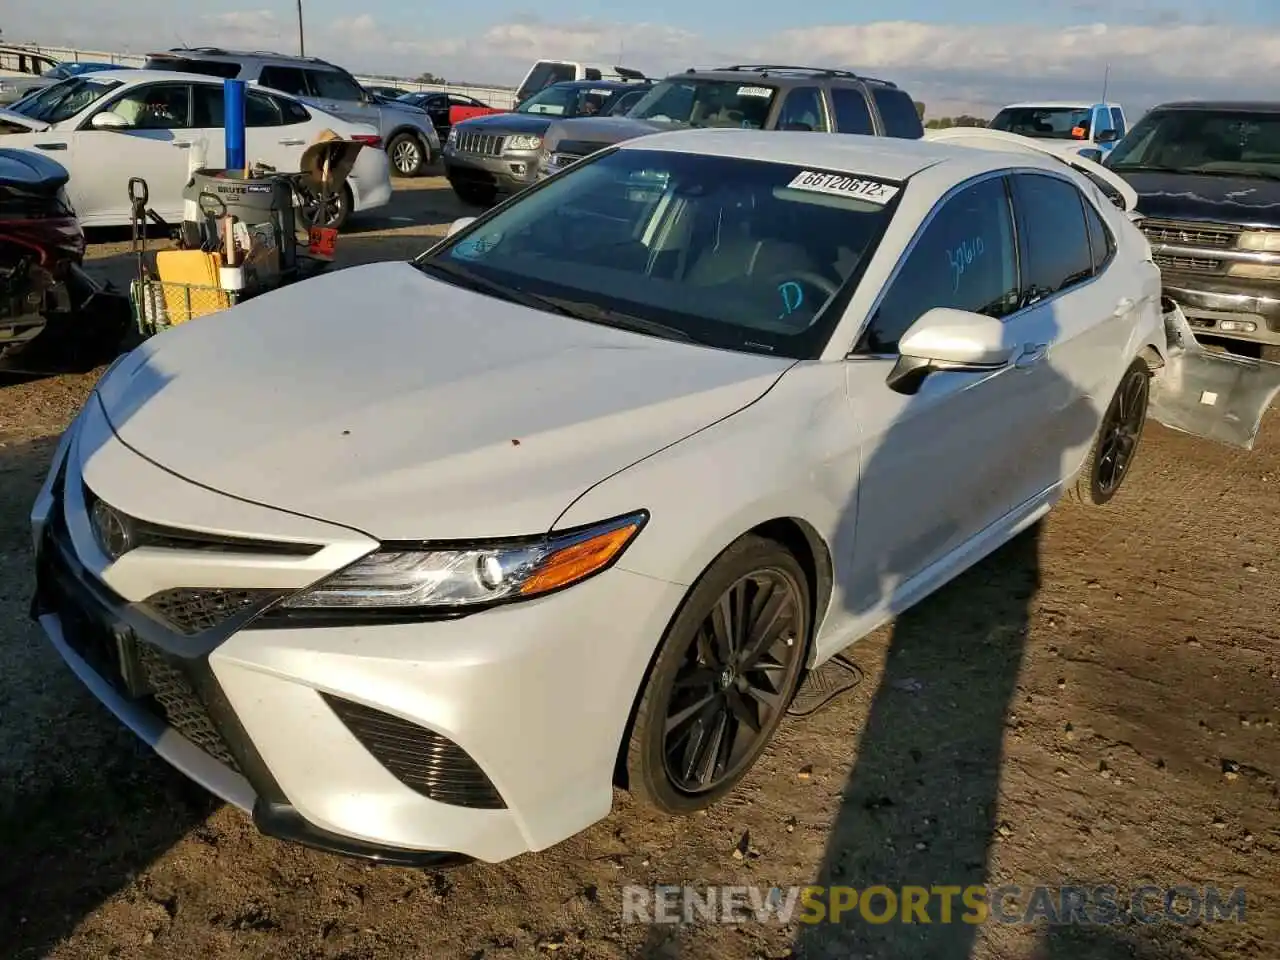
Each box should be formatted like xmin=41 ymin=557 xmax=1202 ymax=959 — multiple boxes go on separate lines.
xmin=297 ymin=183 xmax=352 ymax=231
xmin=387 ymin=132 xmax=428 ymax=177
xmin=1070 ymin=359 xmax=1151 ymax=506
xmin=624 ymin=535 xmax=810 ymax=813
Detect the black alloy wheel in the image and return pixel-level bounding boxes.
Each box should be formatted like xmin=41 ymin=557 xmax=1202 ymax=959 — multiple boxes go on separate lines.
xmin=625 ymin=535 xmax=810 ymax=812
xmin=1072 ymin=359 xmax=1150 ymax=505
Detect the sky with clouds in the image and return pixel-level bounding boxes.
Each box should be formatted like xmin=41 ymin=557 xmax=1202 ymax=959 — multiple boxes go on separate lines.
xmin=5 ymin=1 xmax=1280 ymax=117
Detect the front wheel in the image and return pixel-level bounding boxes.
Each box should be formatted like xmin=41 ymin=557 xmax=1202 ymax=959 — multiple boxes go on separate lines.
xmin=624 ymin=535 xmax=810 ymax=813
xmin=1070 ymin=358 xmax=1151 ymax=506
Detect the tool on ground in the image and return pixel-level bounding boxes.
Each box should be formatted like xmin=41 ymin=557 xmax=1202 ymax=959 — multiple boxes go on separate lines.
xmin=196 ymin=191 xmax=227 ymax=253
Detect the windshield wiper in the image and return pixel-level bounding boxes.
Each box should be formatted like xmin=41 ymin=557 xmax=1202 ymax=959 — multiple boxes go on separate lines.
xmin=536 ymin=296 xmax=704 ymax=343
xmin=1107 ymin=163 xmax=1186 ymax=174
xmin=414 ymin=259 xmax=579 ymax=315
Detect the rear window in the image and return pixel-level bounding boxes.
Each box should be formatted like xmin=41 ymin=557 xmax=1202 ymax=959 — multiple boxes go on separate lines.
xmin=871 ymin=87 xmax=924 ymax=139
xmin=306 ymin=69 xmax=365 ymax=102
xmin=144 ymin=56 xmax=241 ymax=79
xmin=991 ymin=106 xmax=1091 ymax=140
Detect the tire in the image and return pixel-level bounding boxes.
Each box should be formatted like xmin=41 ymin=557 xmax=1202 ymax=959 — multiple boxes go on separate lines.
xmin=624 ymin=534 xmax=810 ymax=814
xmin=1070 ymin=358 xmax=1151 ymax=506
xmin=297 ymin=183 xmax=352 ymax=231
xmin=450 ymin=179 xmax=496 ymax=208
xmin=387 ymin=132 xmax=428 ymax=178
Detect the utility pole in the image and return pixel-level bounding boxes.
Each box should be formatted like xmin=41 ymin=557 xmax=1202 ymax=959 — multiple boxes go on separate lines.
xmin=296 ymin=0 xmax=305 ymax=56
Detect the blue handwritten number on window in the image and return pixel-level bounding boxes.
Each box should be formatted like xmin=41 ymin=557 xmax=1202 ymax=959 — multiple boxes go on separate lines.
xmin=778 ymin=281 xmax=804 ymax=319
xmin=947 ymin=237 xmax=984 ymax=291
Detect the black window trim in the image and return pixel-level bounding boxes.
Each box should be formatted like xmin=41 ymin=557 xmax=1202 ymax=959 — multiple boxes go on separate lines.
xmin=847 ymin=169 xmax=1022 ymax=358
xmin=776 ymin=84 xmax=832 ymax=132
xmin=1009 ymin=170 xmax=1105 ymax=309
xmin=1081 ymin=189 xmax=1117 ymax=275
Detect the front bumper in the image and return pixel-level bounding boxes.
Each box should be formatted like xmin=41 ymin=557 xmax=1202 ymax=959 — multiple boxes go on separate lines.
xmin=30 ymin=397 xmax=686 ymax=864
xmin=1160 ymin=274 xmax=1280 ymax=347
xmin=442 ymin=147 xmax=540 ymax=194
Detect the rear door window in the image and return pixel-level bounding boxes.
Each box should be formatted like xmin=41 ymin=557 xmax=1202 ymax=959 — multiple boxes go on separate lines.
xmin=829 ymin=88 xmax=874 ymax=135
xmin=1010 ymin=173 xmax=1095 ymax=302
xmin=871 ymin=87 xmax=924 ymax=138
xmin=305 ymin=69 xmax=365 ymax=102
xmin=777 ymin=86 xmax=828 ymax=131
xmin=1082 ymin=200 xmax=1115 ymax=273
xmin=257 ymin=66 xmax=309 ymax=97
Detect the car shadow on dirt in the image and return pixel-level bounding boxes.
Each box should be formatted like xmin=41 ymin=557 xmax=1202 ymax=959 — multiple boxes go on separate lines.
xmin=0 ymin=434 xmax=219 ymax=960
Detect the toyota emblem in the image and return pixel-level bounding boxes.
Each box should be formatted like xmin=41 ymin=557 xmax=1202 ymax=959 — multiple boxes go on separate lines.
xmin=90 ymin=499 xmax=133 ymax=560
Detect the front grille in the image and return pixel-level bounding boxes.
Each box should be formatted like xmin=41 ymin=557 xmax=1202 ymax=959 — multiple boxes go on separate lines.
xmin=141 ymin=587 xmax=282 ymax=636
xmin=135 ymin=643 xmax=241 ymax=772
xmin=1153 ymin=254 xmax=1224 ymax=274
xmin=322 ymin=694 xmax=506 ymax=809
xmin=1141 ymin=219 xmax=1241 ymax=248
xmin=455 ymin=131 xmax=505 ymax=157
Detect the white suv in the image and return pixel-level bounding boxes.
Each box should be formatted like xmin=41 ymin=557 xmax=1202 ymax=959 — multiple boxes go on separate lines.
xmin=144 ymin=48 xmax=440 ymax=177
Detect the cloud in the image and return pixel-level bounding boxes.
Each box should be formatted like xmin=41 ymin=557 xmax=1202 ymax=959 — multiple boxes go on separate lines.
xmin=7 ymin=5 xmax=1280 ymax=117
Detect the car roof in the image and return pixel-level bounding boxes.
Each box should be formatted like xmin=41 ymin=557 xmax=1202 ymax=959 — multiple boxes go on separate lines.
xmin=1150 ymin=101 xmax=1280 ymax=113
xmin=546 ymin=79 xmax=649 ymax=90
xmin=149 ymin=48 xmax=343 ymax=69
xmin=662 ymin=65 xmax=898 ymax=88
xmin=615 ymin=128 xmax=1067 ymax=181
xmin=999 ymin=102 xmax=1094 ymax=110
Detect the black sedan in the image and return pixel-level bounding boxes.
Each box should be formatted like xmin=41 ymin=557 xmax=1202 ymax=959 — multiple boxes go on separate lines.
xmin=396 ymin=91 xmax=495 ymax=139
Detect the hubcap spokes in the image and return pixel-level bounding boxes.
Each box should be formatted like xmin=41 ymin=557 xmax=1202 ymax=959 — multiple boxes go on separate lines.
xmin=1096 ymin=371 xmax=1147 ymax=494
xmin=663 ymin=571 xmax=801 ymax=793
xmin=394 ymin=141 xmax=420 ymax=173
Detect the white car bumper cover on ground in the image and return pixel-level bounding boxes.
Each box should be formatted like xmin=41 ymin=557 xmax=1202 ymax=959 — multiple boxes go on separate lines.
xmin=31 ymin=395 xmax=687 ymax=864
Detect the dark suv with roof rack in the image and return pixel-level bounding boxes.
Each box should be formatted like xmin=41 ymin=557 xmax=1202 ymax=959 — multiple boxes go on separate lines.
xmin=535 ymin=64 xmax=923 ymax=181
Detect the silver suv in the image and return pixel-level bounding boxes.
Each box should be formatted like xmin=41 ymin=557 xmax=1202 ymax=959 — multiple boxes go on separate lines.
xmin=143 ymin=48 xmax=440 ymax=177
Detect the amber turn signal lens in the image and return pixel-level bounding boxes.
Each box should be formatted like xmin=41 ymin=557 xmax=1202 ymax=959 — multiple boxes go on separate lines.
xmin=519 ymin=522 xmax=642 ymax=596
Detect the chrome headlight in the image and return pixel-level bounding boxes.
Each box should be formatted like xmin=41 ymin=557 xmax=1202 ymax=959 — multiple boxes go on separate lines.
xmin=505 ymin=134 xmax=542 ymax=152
xmin=281 ymin=511 xmax=647 ymax=611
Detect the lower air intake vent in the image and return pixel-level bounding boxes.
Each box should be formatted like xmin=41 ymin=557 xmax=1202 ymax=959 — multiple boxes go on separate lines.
xmin=136 ymin=643 xmax=241 ymax=772
xmin=322 ymin=694 xmax=506 ymax=809
xmin=142 ymin=587 xmax=282 ymax=635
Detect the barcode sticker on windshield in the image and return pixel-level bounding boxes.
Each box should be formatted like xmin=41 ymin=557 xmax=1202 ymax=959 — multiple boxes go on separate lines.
xmin=786 ymin=170 xmax=900 ymax=204
xmin=737 ymin=85 xmax=772 ymax=97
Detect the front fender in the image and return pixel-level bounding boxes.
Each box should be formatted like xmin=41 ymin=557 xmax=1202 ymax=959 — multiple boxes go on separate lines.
xmin=553 ymin=361 xmax=856 ymax=639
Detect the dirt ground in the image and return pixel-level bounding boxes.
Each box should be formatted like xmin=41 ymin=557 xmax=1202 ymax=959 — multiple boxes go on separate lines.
xmin=0 ymin=176 xmax=1277 ymax=960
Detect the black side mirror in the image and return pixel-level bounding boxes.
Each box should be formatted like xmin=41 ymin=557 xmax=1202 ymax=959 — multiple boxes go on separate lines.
xmin=1096 ymin=128 xmax=1119 ymax=143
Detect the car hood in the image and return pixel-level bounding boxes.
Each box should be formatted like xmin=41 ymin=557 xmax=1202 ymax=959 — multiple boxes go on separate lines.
xmin=1122 ymin=170 xmax=1280 ymax=228
xmin=454 ymin=112 xmax=553 ymax=136
xmin=95 ymin=261 xmax=792 ymax=540
xmin=0 ymin=107 xmax=49 ymax=132
xmin=380 ymin=99 xmax=427 ymax=116
xmin=543 ymin=116 xmax=671 ymax=151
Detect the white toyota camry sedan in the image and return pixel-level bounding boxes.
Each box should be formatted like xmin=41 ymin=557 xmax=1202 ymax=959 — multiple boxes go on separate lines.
xmin=32 ymin=129 xmax=1171 ymax=865
xmin=1 ymin=69 xmax=392 ymax=228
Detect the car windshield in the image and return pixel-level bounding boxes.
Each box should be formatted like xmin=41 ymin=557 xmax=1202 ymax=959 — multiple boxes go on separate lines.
xmin=1106 ymin=108 xmax=1280 ymax=179
xmin=415 ymin=148 xmax=900 ymax=359
xmin=517 ymin=84 xmax=620 ymax=118
xmin=9 ymin=76 xmax=121 ymax=123
xmin=627 ymin=79 xmax=778 ymax=129
xmin=990 ymin=106 xmax=1091 ymax=140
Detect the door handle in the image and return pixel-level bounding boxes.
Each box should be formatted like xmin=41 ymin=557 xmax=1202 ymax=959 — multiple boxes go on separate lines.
xmin=1014 ymin=343 xmax=1048 ymax=368
xmin=172 ymin=140 xmax=192 ymax=148
xmin=1112 ymin=296 xmax=1136 ymax=317
xmin=34 ymin=142 xmax=67 ymax=150
xmin=278 ymin=137 xmax=305 ymax=145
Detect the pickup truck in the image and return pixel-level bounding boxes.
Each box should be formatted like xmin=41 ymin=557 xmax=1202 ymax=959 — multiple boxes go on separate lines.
xmin=989 ymin=101 xmax=1128 ymax=157
xmin=1107 ymin=100 xmax=1280 ymax=362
